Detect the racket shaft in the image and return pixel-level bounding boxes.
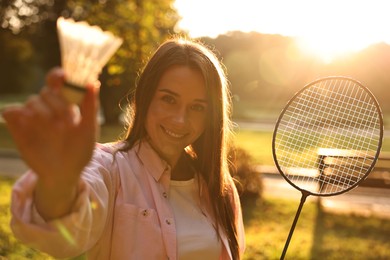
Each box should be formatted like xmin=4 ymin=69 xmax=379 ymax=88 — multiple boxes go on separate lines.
xmin=280 ymin=191 xmax=309 ymax=260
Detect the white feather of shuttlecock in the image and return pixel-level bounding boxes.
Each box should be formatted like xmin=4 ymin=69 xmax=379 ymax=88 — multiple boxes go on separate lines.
xmin=57 ymin=17 xmax=123 ymax=103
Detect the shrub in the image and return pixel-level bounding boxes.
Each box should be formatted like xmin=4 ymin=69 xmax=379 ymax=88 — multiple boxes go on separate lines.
xmin=228 ymin=145 xmax=263 ymax=201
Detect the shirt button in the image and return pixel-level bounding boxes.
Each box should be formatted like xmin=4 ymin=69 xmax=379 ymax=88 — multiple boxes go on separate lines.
xmin=162 ymin=192 xmax=168 ymax=198
xmin=142 ymin=210 xmax=148 ymax=217
xmin=166 ymin=219 xmax=171 ymax=225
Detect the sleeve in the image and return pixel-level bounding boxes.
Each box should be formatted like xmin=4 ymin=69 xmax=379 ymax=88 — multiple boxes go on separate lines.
xmin=10 ymin=147 xmax=114 ymax=258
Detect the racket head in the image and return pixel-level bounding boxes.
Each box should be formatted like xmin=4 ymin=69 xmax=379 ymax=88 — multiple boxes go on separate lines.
xmin=272 ymin=76 xmax=383 ymax=196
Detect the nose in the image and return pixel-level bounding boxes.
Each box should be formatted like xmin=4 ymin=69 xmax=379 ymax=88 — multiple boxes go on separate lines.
xmin=171 ymin=106 xmax=188 ymax=125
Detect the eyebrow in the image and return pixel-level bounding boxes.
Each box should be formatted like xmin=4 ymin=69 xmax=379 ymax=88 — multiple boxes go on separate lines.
xmin=158 ymin=89 xmax=208 ymax=104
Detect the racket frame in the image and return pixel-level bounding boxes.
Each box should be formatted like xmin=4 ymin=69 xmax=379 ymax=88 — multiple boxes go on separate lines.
xmin=271 ymin=76 xmax=384 ymax=259
xmin=272 ymin=76 xmax=384 ymax=197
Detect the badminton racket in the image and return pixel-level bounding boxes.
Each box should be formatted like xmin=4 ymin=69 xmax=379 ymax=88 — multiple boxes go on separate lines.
xmin=272 ymin=76 xmax=383 ymax=259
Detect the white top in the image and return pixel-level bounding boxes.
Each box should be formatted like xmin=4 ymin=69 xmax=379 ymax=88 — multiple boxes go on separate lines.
xmin=169 ymin=178 xmax=221 ymax=260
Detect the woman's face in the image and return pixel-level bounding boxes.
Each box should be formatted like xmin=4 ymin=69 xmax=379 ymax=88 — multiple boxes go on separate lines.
xmin=145 ymin=65 xmax=208 ymax=166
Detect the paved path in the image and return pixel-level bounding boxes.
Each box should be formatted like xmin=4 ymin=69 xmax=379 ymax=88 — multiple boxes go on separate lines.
xmin=260 ymin=167 xmax=390 ymax=219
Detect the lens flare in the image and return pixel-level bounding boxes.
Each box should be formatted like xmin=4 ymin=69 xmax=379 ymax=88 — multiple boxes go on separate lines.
xmin=54 ymin=221 xmax=76 ymax=246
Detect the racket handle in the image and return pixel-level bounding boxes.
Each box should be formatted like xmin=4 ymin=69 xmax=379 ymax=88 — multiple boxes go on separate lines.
xmin=280 ymin=191 xmax=309 ymax=260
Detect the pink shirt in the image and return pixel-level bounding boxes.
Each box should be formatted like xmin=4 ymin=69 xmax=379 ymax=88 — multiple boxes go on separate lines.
xmin=10 ymin=141 xmax=245 ymax=259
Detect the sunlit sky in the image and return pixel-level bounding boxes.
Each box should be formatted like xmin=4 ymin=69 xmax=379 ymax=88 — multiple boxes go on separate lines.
xmin=174 ymin=0 xmax=390 ymax=61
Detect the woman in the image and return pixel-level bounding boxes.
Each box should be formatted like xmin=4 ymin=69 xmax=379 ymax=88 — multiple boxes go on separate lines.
xmin=3 ymin=38 xmax=245 ymax=259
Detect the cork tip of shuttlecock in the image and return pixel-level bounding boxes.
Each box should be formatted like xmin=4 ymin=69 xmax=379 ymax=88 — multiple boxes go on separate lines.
xmin=62 ymin=81 xmax=87 ymax=104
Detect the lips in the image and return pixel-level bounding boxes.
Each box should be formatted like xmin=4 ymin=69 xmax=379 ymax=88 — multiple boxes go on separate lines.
xmin=161 ymin=126 xmax=186 ymax=139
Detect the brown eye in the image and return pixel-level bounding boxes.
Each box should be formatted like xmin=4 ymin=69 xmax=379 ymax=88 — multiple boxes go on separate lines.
xmin=191 ymin=104 xmax=206 ymax=112
xmin=162 ymin=95 xmax=175 ymax=104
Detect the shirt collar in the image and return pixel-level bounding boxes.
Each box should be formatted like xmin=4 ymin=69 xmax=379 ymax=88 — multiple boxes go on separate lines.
xmin=135 ymin=140 xmax=171 ymax=182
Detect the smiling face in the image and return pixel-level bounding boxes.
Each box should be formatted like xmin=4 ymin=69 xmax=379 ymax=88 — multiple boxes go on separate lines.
xmin=145 ymin=65 xmax=208 ymax=166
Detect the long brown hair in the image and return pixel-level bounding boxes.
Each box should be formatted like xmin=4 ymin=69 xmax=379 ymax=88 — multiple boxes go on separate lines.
xmin=121 ymin=37 xmax=239 ymax=259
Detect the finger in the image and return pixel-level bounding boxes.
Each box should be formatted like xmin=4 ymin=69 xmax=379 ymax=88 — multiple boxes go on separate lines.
xmin=45 ymin=67 xmax=65 ymax=93
xmin=2 ymin=107 xmax=36 ymax=148
xmin=79 ymin=83 xmax=100 ymax=131
xmin=2 ymin=106 xmax=24 ymax=129
xmin=24 ymin=95 xmax=68 ymax=141
xmin=3 ymin=108 xmax=49 ymax=174
xmin=25 ymin=94 xmax=53 ymax=123
xmin=40 ymin=86 xmax=71 ymax=119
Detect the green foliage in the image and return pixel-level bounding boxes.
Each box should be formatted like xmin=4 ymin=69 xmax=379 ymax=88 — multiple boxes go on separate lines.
xmin=0 ymin=0 xmax=64 ymax=34
xmin=229 ymin=145 xmax=263 ymax=201
xmin=0 ymin=30 xmax=35 ymax=94
xmin=62 ymin=0 xmax=181 ymax=124
xmin=0 ymin=178 xmax=53 ymax=259
xmin=0 ymin=0 xmax=181 ymax=124
xmin=3 ymin=1 xmax=390 ymax=124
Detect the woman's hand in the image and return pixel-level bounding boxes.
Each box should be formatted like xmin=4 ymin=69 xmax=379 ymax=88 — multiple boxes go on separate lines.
xmin=2 ymin=67 xmax=100 ymax=219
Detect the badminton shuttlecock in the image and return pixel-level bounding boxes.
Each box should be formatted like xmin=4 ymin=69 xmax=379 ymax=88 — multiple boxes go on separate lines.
xmin=57 ymin=17 xmax=123 ymax=103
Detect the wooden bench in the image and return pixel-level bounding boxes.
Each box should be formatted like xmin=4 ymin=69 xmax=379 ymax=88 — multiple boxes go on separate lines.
xmin=317 ymin=148 xmax=390 ymax=188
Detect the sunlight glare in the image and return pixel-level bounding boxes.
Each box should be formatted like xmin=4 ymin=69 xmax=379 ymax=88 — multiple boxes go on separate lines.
xmin=296 ymin=34 xmax=371 ymax=63
xmin=175 ymin=0 xmax=390 ymax=62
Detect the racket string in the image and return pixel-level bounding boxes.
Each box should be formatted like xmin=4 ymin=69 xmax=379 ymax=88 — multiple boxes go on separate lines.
xmin=274 ymin=78 xmax=382 ymax=195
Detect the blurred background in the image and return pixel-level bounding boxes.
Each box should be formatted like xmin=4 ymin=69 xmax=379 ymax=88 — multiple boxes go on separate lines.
xmin=1 ymin=0 xmax=390 ymax=125
xmin=1 ymin=1 xmax=390 ymax=259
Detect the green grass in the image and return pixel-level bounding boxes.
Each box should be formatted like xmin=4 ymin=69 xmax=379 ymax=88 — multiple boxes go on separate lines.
xmin=233 ymin=129 xmax=390 ymax=165
xmin=242 ymin=197 xmax=318 ymax=259
xmin=242 ymin=195 xmax=390 ymax=259
xmin=1 ymin=177 xmax=390 ymax=259
xmin=233 ymin=130 xmax=274 ymax=165
xmin=0 ymin=177 xmax=53 ymax=259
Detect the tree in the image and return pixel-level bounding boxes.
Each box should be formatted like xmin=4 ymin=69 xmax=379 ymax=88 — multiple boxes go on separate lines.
xmin=1 ymin=0 xmax=181 ymax=124
xmin=63 ymin=0 xmax=181 ymax=124
xmin=0 ymin=29 xmax=34 ymax=94
xmin=0 ymin=0 xmax=66 ymax=94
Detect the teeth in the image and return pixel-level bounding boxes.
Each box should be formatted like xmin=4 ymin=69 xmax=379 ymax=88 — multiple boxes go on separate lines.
xmin=164 ymin=128 xmax=185 ymax=138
